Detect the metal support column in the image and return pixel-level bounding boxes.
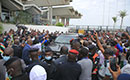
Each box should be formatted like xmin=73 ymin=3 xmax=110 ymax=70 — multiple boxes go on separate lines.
xmin=66 ymin=18 xmax=70 ymax=26
xmin=56 ymin=16 xmax=59 ymax=24
xmin=61 ymin=17 xmax=65 ymax=25
xmin=48 ymin=6 xmax=53 ymax=25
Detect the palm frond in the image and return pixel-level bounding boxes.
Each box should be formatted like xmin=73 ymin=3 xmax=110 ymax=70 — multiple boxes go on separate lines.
xmin=119 ymin=10 xmax=127 ymax=18
xmin=112 ymin=17 xmax=117 ymax=23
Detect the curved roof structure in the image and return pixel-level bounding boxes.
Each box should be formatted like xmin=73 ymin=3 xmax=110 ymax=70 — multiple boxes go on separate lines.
xmin=53 ymin=6 xmax=82 ymax=19
xmin=0 ymin=0 xmax=41 ymax=14
xmin=0 ymin=0 xmax=23 ymax=11
xmin=23 ymin=0 xmax=72 ymax=7
xmin=24 ymin=4 xmax=41 ymax=14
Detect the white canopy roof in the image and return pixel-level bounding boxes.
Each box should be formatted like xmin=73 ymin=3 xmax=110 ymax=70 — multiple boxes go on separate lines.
xmin=53 ymin=6 xmax=82 ymax=18
xmin=23 ymin=0 xmax=72 ymax=7
xmin=24 ymin=4 xmax=41 ymax=14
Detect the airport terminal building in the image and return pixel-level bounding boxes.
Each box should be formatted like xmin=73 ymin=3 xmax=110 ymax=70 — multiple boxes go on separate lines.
xmin=0 ymin=0 xmax=82 ymax=26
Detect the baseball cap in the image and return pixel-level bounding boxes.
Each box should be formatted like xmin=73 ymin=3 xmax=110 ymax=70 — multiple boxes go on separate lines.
xmin=69 ymin=49 xmax=79 ymax=55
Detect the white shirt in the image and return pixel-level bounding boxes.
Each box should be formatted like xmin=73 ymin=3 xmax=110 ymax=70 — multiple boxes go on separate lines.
xmin=31 ymin=43 xmax=42 ymax=51
xmin=98 ymin=50 xmax=105 ymax=64
xmin=29 ymin=65 xmax=47 ymax=80
xmin=121 ymin=64 xmax=130 ymax=74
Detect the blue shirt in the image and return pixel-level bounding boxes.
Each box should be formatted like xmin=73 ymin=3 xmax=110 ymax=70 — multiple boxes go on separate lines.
xmin=116 ymin=43 xmax=123 ymax=53
xmin=22 ymin=44 xmax=31 ymax=65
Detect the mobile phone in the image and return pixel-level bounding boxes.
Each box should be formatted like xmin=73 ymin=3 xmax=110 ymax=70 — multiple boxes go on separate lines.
xmin=110 ymin=57 xmax=117 ymax=71
xmin=91 ymin=31 xmax=94 ymax=35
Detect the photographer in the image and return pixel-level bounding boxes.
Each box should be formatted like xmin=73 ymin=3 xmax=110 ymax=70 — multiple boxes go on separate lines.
xmin=108 ymin=64 xmax=130 ymax=80
xmin=108 ymin=50 xmax=130 ymax=80
xmin=94 ymin=32 xmax=115 ymax=80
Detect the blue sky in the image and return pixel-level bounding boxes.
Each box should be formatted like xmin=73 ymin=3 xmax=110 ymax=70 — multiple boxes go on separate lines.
xmin=70 ymin=0 xmax=130 ymax=26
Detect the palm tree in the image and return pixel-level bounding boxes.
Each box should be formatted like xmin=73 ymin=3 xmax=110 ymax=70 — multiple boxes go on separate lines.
xmin=119 ymin=10 xmax=127 ymax=30
xmin=112 ymin=17 xmax=117 ymax=31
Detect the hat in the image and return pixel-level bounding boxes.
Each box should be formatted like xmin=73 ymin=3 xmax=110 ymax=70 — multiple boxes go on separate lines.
xmin=69 ymin=49 xmax=79 ymax=55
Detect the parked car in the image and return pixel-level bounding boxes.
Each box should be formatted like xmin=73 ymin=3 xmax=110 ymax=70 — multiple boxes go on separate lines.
xmin=49 ymin=34 xmax=78 ymax=55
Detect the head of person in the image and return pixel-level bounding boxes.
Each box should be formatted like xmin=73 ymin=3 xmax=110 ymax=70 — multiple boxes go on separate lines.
xmin=71 ymin=41 xmax=80 ymax=51
xmin=104 ymin=48 xmax=114 ymax=59
xmin=44 ymin=48 xmax=53 ymax=61
xmin=27 ymin=39 xmax=33 ymax=46
xmin=35 ymin=35 xmax=39 ymax=40
xmin=88 ymin=45 xmax=97 ymax=56
xmin=88 ymin=41 xmax=92 ymax=45
xmin=29 ymin=48 xmax=39 ymax=61
xmin=122 ymin=33 xmax=128 ymax=39
xmin=46 ymin=30 xmax=49 ymax=34
xmin=9 ymin=29 xmax=14 ymax=34
xmin=79 ymin=47 xmax=89 ymax=60
xmin=68 ymin=49 xmax=79 ymax=62
xmin=44 ymin=40 xmax=49 ymax=46
xmin=110 ymin=39 xmax=117 ymax=47
xmin=22 ymin=37 xmax=26 ymax=41
xmin=14 ymin=39 xmax=19 ymax=45
xmin=13 ymin=36 xmax=18 ymax=40
xmin=60 ymin=46 xmax=68 ymax=55
xmin=4 ymin=57 xmax=23 ymax=78
xmin=102 ymin=44 xmax=108 ymax=49
xmin=0 ymin=37 xmax=3 ymax=43
xmin=2 ymin=47 xmax=14 ymax=61
xmin=124 ymin=41 xmax=130 ymax=48
xmin=83 ymin=41 xmax=89 ymax=47
xmin=126 ymin=50 xmax=130 ymax=64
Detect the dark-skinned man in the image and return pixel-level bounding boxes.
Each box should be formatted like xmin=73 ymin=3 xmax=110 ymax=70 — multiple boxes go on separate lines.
xmin=22 ymin=39 xmax=33 ymax=65
xmin=54 ymin=49 xmax=81 ymax=80
xmin=88 ymin=44 xmax=100 ymax=80
xmin=0 ymin=47 xmax=14 ymax=80
xmin=71 ymin=41 xmax=81 ymax=51
xmin=54 ymin=46 xmax=68 ymax=65
xmin=42 ymin=48 xmax=57 ymax=80
xmin=4 ymin=57 xmax=29 ymax=80
xmin=26 ymin=48 xmax=47 ymax=80
xmin=12 ymin=39 xmax=22 ymax=58
xmin=78 ymin=47 xmax=93 ymax=80
xmin=0 ymin=37 xmax=6 ymax=80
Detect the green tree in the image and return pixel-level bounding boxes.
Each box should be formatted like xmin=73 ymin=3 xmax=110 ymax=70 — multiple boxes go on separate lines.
xmin=119 ymin=10 xmax=127 ymax=30
xmin=0 ymin=23 xmax=3 ymax=34
xmin=112 ymin=17 xmax=117 ymax=31
xmin=14 ymin=11 xmax=32 ymax=24
xmin=56 ymin=22 xmax=64 ymax=27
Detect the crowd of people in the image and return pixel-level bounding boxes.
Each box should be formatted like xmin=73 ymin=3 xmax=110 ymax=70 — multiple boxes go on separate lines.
xmin=0 ymin=27 xmax=130 ymax=80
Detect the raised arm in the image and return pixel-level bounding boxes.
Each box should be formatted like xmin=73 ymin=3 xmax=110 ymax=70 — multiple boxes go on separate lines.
xmin=124 ymin=32 xmax=130 ymax=40
xmin=94 ymin=32 xmax=105 ymax=53
xmin=90 ymin=35 xmax=96 ymax=43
